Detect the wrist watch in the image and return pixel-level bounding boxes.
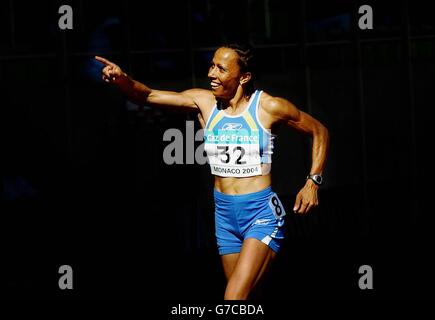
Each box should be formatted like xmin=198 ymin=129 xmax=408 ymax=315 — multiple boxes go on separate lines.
xmin=306 ymin=173 xmax=323 ymax=186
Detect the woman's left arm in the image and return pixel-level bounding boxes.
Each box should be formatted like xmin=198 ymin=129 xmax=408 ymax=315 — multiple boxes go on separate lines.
xmin=263 ymin=96 xmax=330 ymax=214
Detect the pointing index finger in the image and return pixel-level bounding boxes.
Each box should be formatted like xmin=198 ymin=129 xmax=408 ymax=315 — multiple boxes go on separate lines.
xmin=95 ymin=56 xmax=115 ymax=67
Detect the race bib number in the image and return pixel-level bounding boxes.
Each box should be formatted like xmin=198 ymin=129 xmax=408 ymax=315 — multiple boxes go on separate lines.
xmin=204 ymin=128 xmax=262 ymax=178
xmin=269 ymin=193 xmax=286 ymax=226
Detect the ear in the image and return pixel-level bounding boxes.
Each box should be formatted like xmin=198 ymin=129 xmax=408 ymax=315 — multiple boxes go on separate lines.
xmin=239 ymin=72 xmax=252 ymax=86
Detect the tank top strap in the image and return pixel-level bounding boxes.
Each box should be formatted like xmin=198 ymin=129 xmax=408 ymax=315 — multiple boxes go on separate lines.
xmin=205 ymin=104 xmax=221 ymax=129
xmin=247 ymin=90 xmax=262 ymax=128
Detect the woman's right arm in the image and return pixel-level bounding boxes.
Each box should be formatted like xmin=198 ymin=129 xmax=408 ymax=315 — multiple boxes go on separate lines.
xmin=95 ymin=56 xmax=200 ymax=112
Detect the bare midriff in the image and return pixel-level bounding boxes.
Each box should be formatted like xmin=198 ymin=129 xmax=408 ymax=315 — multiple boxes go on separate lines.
xmin=213 ymin=165 xmax=272 ymax=195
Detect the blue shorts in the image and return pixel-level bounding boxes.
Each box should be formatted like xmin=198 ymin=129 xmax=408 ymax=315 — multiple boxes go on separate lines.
xmin=214 ymin=186 xmax=286 ymax=255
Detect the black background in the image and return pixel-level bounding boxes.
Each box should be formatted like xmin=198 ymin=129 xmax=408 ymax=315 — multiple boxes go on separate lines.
xmin=1 ymin=0 xmax=434 ymax=304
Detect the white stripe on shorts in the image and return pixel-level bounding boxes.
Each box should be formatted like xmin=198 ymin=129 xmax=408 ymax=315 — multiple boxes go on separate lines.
xmin=261 ymin=235 xmax=272 ymax=246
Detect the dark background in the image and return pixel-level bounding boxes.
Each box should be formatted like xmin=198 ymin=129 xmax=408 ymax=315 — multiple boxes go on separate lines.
xmin=1 ymin=0 xmax=433 ymax=301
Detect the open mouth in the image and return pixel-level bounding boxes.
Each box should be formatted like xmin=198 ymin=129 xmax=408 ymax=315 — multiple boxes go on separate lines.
xmin=210 ymin=82 xmax=221 ymax=89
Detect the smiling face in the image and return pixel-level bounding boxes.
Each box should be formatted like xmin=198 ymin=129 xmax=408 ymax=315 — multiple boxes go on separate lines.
xmin=208 ymin=47 xmax=245 ymax=99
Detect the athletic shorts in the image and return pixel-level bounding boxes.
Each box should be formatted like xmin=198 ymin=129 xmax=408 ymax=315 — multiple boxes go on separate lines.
xmin=214 ymin=186 xmax=286 ymax=255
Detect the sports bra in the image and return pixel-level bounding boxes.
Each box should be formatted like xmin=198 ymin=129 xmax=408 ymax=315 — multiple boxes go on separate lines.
xmin=203 ymin=90 xmax=275 ymax=178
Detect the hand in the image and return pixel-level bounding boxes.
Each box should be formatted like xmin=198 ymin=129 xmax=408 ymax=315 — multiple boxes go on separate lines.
xmin=293 ymin=179 xmax=319 ymax=214
xmin=95 ymin=56 xmax=127 ymax=85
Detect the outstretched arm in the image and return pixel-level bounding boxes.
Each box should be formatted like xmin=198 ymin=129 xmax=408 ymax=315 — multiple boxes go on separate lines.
xmin=264 ymin=95 xmax=330 ymax=214
xmin=95 ymin=56 xmax=201 ymax=112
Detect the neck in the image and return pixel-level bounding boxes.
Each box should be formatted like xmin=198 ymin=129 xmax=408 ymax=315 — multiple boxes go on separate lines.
xmin=219 ymin=87 xmax=251 ymax=113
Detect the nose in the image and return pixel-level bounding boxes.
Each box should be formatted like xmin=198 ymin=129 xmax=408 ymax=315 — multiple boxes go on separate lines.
xmin=208 ymin=66 xmax=217 ymax=79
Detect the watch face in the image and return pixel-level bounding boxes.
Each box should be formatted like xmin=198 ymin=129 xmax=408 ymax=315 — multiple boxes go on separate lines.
xmin=307 ymin=174 xmax=323 ymax=185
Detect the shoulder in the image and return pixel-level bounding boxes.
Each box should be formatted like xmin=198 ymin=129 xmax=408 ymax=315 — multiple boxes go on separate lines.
xmin=259 ymin=91 xmax=300 ymax=122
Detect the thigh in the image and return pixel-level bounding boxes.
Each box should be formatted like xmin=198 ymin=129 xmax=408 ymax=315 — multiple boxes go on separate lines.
xmin=221 ymin=253 xmax=240 ymax=280
xmin=225 ymin=238 xmax=276 ymax=299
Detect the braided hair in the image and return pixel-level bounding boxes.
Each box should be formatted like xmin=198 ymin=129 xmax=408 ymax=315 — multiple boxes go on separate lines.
xmin=222 ymin=43 xmax=256 ymax=97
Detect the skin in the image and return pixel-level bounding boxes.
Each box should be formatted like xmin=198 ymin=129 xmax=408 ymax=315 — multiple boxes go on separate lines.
xmin=95 ymin=47 xmax=329 ymax=300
